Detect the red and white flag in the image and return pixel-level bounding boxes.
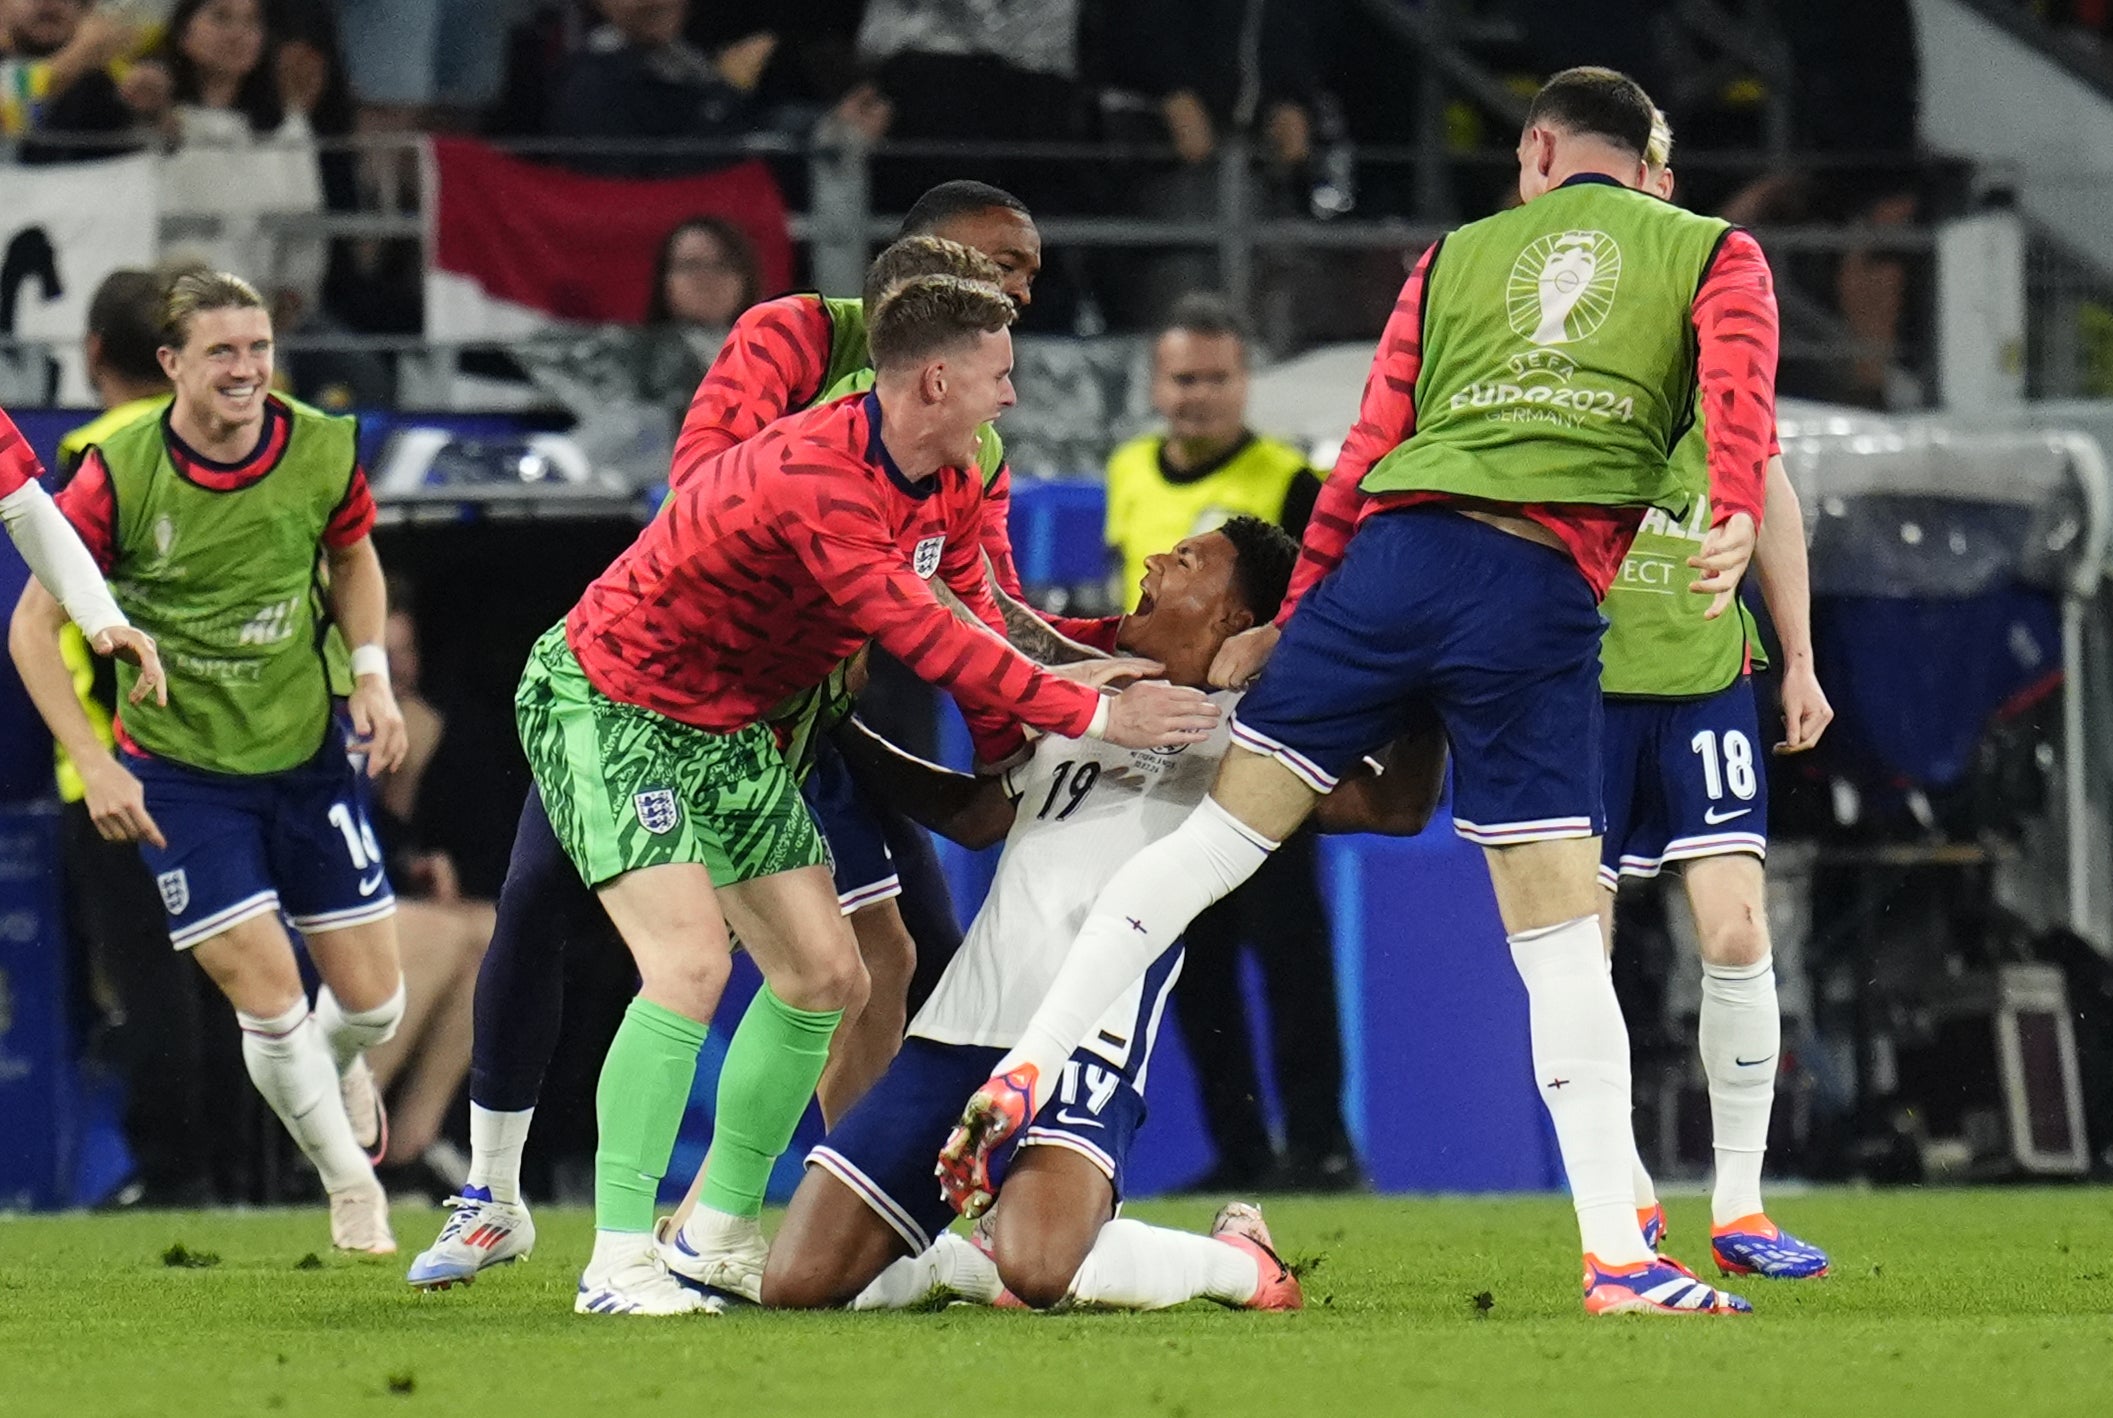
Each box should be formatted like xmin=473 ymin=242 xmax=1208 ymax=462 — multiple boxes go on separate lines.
xmin=423 ymin=137 xmax=794 ymax=341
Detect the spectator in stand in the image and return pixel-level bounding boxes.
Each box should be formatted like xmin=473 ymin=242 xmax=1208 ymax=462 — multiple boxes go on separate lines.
xmin=546 ymin=0 xmax=777 ymax=178
xmin=1100 ymin=0 xmax=1330 ymax=332
xmin=854 ymin=0 xmax=1092 ymax=326
xmin=0 ymin=0 xmax=170 ymax=161
xmin=335 ymin=0 xmax=523 ymax=132
xmin=364 ymin=591 xmax=509 ymax=1198
xmin=509 ymin=213 xmax=764 ymax=473
xmin=153 ymin=0 xmax=326 ymax=336
xmin=1101 ymin=293 xmax=1363 ymax=1192
xmin=1716 ymin=0 xmax=1925 ymax=406
xmin=633 ymin=214 xmax=760 ymax=403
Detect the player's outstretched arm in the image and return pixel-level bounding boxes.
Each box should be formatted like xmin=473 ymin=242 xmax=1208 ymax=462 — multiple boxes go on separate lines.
xmin=1311 ymin=715 xmax=1449 ymax=836
xmin=1752 ymin=452 xmax=1832 ymax=752
xmin=989 ymin=578 xmax=1111 ymax=665
xmin=0 ymin=418 xmax=165 ymax=702
xmin=830 ymin=717 xmax=1018 ymax=848
xmin=792 ymin=486 xmax=1212 ymax=755
xmin=9 ymin=579 xmax=163 ymax=847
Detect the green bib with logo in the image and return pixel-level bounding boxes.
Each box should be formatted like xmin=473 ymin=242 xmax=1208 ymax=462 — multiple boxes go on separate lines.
xmin=1598 ymin=404 xmax=1767 ymax=697
xmin=99 ymin=399 xmax=359 ymax=775
xmin=1363 ymin=181 xmax=1729 ymax=517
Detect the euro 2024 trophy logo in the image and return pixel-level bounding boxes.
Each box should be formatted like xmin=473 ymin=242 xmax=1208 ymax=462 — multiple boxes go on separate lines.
xmin=1507 ymin=230 xmax=1621 ymax=347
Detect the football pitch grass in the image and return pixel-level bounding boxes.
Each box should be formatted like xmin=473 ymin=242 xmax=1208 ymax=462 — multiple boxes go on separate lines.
xmin=4 ymin=1188 xmax=2110 ymax=1418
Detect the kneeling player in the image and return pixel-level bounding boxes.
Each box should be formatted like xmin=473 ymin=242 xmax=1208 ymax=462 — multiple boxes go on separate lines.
xmin=761 ymin=519 xmax=1445 ymax=1312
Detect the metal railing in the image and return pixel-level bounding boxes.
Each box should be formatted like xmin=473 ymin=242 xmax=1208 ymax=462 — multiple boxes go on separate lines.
xmin=1 ymin=128 xmax=1956 ymax=409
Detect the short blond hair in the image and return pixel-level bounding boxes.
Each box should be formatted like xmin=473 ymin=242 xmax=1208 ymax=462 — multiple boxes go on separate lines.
xmin=867 ymin=273 xmax=1014 ymax=371
xmin=863 ymin=236 xmax=1003 ymax=324
xmin=1645 ymin=107 xmax=1674 ymax=172
xmin=160 ymin=269 xmax=267 ymax=349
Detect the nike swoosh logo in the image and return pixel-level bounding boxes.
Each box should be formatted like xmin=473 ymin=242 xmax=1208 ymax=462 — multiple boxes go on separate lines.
xmin=358 ymin=870 xmax=386 ymax=897
xmin=1735 ymin=1054 xmax=1775 ymax=1068
xmin=1702 ymin=806 xmax=1753 ymax=825
xmin=1053 ymin=1110 xmax=1105 ymax=1130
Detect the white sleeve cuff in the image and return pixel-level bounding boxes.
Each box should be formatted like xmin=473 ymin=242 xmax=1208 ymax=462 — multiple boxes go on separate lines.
xmin=1083 ymin=695 xmax=1111 ymax=741
xmin=0 ymin=482 xmax=127 ymax=639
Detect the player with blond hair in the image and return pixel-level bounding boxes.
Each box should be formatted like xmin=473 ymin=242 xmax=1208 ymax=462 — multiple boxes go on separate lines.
xmin=10 ymin=269 xmax=408 ymax=1255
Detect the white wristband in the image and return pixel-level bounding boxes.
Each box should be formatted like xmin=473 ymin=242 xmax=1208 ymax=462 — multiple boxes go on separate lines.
xmin=349 ymin=643 xmax=390 ymax=685
xmin=1083 ymin=696 xmax=1111 ymax=740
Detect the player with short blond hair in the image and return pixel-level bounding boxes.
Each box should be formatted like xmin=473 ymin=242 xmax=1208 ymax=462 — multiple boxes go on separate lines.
xmin=10 ymin=269 xmax=409 ymax=1256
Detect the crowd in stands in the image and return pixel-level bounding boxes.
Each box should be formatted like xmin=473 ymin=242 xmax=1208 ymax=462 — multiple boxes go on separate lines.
xmin=3 ymin=3 xmax=1939 ymax=372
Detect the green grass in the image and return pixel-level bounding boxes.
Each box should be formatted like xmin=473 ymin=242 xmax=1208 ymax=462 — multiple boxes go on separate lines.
xmin=3 ymin=1189 xmax=2111 ymax=1417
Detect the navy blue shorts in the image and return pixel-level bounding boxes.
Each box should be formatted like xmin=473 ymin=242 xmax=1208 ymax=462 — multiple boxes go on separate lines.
xmin=1234 ymin=507 xmax=1608 ymax=844
xmin=1599 ymin=678 xmax=1769 ymax=889
xmin=803 ymin=737 xmax=901 ymax=914
xmin=811 ymin=1036 xmax=1150 ymax=1255
xmin=130 ymin=721 xmax=396 ymax=951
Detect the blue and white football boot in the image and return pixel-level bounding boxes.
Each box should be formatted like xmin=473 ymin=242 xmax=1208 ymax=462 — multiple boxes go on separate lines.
xmin=406 ymin=1187 xmax=536 ymax=1290
xmin=1711 ymin=1213 xmax=1830 ymax=1280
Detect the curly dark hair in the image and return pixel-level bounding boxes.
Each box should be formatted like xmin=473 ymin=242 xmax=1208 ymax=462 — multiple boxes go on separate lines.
xmin=1216 ymin=515 xmax=1299 ymax=623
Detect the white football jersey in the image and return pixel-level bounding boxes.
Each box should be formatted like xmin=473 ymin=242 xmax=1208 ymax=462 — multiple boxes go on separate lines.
xmin=908 ymin=690 xmax=1243 ymax=1086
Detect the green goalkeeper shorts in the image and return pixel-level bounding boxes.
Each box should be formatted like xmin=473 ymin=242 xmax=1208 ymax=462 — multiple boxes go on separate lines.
xmin=515 ymin=623 xmax=827 ymax=890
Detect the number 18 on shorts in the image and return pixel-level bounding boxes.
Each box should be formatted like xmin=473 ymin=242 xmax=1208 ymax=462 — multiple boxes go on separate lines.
xmin=1599 ymin=676 xmax=1768 ymax=888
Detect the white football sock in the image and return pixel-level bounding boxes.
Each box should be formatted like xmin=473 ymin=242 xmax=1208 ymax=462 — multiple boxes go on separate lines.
xmin=236 ymin=999 xmax=373 ymax=1195
xmin=468 ymin=1103 xmax=534 ymax=1204
xmin=1699 ymin=954 xmax=1778 ymax=1226
xmin=1066 ymin=1219 xmax=1260 ymax=1310
xmin=678 ymin=1204 xmax=763 ymax=1253
xmin=314 ymin=981 xmax=405 ymax=1076
xmin=585 ymin=1229 xmax=653 ymax=1280
xmin=850 ymin=1234 xmax=1001 ymax=1310
xmin=995 ymin=797 xmax=1273 ymax=1105
xmin=1630 ymin=1141 xmax=1659 ymax=1212
xmin=1508 ymin=916 xmax=1651 ymax=1266
xmin=1605 ymin=942 xmax=1659 ymax=1212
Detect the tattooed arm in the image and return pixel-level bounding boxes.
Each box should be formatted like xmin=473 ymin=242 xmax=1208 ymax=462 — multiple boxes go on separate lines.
xmin=926 ymin=565 xmax=1110 ymax=666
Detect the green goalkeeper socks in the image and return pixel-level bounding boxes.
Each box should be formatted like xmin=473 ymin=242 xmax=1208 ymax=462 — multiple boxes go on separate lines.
xmin=594 ymin=997 xmax=709 ymax=1233
xmin=699 ymin=985 xmax=843 ymax=1219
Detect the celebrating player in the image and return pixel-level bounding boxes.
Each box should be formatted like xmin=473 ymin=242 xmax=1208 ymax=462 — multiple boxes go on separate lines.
xmin=407 ymin=233 xmax=1097 ymax=1295
xmin=9 ymin=271 xmax=409 ymax=1254
xmin=511 ymin=270 xmax=1215 ymax=1317
xmin=1604 ymin=114 xmax=1834 ymax=1280
xmin=937 ymin=66 xmax=1780 ymax=1317
xmin=761 ymin=519 xmax=1445 ymax=1314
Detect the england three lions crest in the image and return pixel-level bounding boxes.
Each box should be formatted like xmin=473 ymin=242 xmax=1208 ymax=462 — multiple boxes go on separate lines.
xmin=912 ymin=535 xmax=946 ymax=579
xmin=156 ymin=869 xmax=190 ymax=915
xmin=1507 ymin=230 xmax=1622 ymax=347
xmin=634 ymin=789 xmax=681 ymax=836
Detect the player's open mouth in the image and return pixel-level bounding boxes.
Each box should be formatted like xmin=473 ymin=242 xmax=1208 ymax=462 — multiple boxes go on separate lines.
xmin=1136 ymin=588 xmax=1157 ymax=617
